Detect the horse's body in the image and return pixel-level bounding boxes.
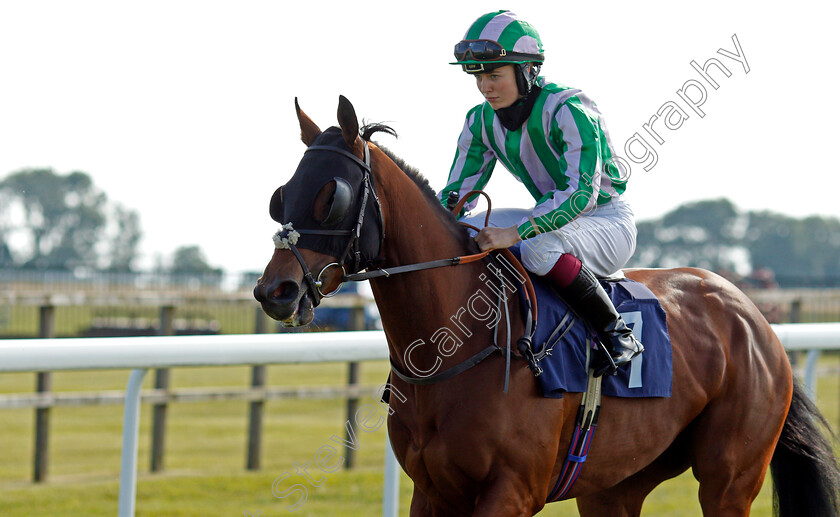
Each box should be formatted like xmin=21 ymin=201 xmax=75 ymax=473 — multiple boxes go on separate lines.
xmin=255 ymin=96 xmax=840 ymax=516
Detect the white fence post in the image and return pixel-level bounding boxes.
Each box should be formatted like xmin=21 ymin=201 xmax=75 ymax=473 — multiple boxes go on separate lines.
xmin=118 ymin=369 xmax=148 ymax=517
xmin=804 ymin=350 xmax=820 ymax=399
xmin=383 ymin=430 xmax=400 ymax=517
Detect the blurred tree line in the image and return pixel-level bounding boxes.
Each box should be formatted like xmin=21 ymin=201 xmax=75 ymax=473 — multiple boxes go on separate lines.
xmin=5 ymin=169 xmax=839 ymax=285
xmin=628 ymin=198 xmax=840 ymax=287
xmin=0 ymin=168 xmax=218 ymax=274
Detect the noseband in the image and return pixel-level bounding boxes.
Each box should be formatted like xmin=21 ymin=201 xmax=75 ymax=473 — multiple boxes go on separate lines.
xmin=273 ymin=140 xmax=384 ymax=307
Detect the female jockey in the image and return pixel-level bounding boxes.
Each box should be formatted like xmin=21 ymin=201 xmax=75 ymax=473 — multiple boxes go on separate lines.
xmin=439 ymin=10 xmax=643 ymax=376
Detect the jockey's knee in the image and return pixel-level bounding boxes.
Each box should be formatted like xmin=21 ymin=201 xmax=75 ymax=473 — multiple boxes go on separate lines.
xmin=519 ymin=237 xmax=565 ymax=276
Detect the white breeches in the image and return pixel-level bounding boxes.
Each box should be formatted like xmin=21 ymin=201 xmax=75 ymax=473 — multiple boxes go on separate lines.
xmin=462 ymin=198 xmax=637 ymax=278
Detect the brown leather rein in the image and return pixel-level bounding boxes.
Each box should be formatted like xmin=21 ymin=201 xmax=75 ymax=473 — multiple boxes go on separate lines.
xmin=344 ymin=190 xmax=538 ymax=322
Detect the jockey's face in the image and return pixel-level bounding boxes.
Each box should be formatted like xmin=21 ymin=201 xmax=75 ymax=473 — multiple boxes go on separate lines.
xmin=475 ymin=65 xmax=521 ymax=110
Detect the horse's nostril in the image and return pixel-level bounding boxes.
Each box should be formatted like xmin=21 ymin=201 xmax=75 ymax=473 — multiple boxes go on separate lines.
xmin=254 ymin=280 xmax=298 ymax=305
xmin=269 ymin=280 xmax=299 ymax=304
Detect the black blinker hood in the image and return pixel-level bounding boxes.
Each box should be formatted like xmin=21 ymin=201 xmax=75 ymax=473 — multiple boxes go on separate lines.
xmin=269 ymin=127 xmax=382 ymax=269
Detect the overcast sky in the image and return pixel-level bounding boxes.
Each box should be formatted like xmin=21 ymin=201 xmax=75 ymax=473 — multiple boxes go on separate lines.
xmin=1 ymin=1 xmax=838 ymax=273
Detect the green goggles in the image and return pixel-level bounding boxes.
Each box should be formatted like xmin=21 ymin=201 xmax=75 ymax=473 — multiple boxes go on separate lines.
xmin=454 ymin=39 xmax=507 ymax=61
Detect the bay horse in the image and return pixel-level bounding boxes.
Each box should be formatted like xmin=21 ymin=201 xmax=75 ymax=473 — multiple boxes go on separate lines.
xmin=254 ymin=95 xmax=840 ymax=516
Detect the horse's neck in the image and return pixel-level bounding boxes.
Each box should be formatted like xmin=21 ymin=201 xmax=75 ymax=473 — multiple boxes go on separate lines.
xmin=368 ymin=164 xmax=495 ymax=363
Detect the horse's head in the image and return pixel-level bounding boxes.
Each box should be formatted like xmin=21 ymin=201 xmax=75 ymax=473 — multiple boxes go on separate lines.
xmin=254 ymin=96 xmax=384 ymax=326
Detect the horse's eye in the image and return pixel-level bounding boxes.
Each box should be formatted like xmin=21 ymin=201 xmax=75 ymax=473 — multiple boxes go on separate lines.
xmin=314 ymin=177 xmax=353 ymax=227
xmin=269 ymin=186 xmax=284 ymax=223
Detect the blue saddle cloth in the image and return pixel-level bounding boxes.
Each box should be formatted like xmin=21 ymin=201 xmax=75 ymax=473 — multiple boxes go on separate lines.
xmin=460 ymin=211 xmax=672 ymax=398
xmin=503 ymin=246 xmax=672 ymax=399
xmin=528 ymin=272 xmax=672 ymax=398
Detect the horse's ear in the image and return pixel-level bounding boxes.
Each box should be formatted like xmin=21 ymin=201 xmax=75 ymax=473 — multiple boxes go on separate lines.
xmin=295 ymin=97 xmax=322 ymax=146
xmin=337 ymin=95 xmax=361 ymax=152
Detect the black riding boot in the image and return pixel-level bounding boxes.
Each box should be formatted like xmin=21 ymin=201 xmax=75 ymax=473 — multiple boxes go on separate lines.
xmin=556 ymin=264 xmax=644 ymax=377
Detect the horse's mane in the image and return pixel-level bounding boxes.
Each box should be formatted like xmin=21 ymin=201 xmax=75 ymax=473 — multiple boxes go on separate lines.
xmin=361 ymin=123 xmax=475 ymax=251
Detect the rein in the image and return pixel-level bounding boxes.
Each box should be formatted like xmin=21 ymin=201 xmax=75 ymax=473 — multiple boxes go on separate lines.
xmin=342 ymin=250 xmax=491 ymax=281
xmin=342 ymin=190 xmax=497 ymax=281
xmin=348 ymin=190 xmax=538 ymax=317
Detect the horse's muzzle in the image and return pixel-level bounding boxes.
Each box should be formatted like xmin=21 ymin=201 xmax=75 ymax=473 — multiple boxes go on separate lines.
xmin=253 ymin=278 xmax=314 ymax=326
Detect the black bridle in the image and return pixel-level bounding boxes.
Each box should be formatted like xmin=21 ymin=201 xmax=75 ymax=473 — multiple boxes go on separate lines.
xmin=274 ymin=140 xmax=384 ymax=307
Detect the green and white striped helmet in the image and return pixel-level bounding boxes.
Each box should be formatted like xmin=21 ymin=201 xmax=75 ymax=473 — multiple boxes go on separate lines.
xmin=451 ymin=10 xmax=545 ymax=73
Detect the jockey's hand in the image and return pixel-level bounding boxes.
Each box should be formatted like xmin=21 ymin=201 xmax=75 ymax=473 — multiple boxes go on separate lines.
xmin=475 ymin=225 xmax=521 ymax=252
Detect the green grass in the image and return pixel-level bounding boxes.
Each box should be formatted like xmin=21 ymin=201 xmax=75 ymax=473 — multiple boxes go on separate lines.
xmin=1 ymin=358 xmax=838 ymax=516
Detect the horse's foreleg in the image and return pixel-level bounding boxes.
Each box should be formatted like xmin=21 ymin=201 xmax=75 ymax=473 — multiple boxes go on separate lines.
xmin=408 ymin=485 xmax=439 ymax=517
xmin=471 ymin=479 xmax=543 ymax=517
xmin=409 ymin=485 xmax=473 ymax=517
xmin=576 ymin=493 xmax=643 ymax=517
